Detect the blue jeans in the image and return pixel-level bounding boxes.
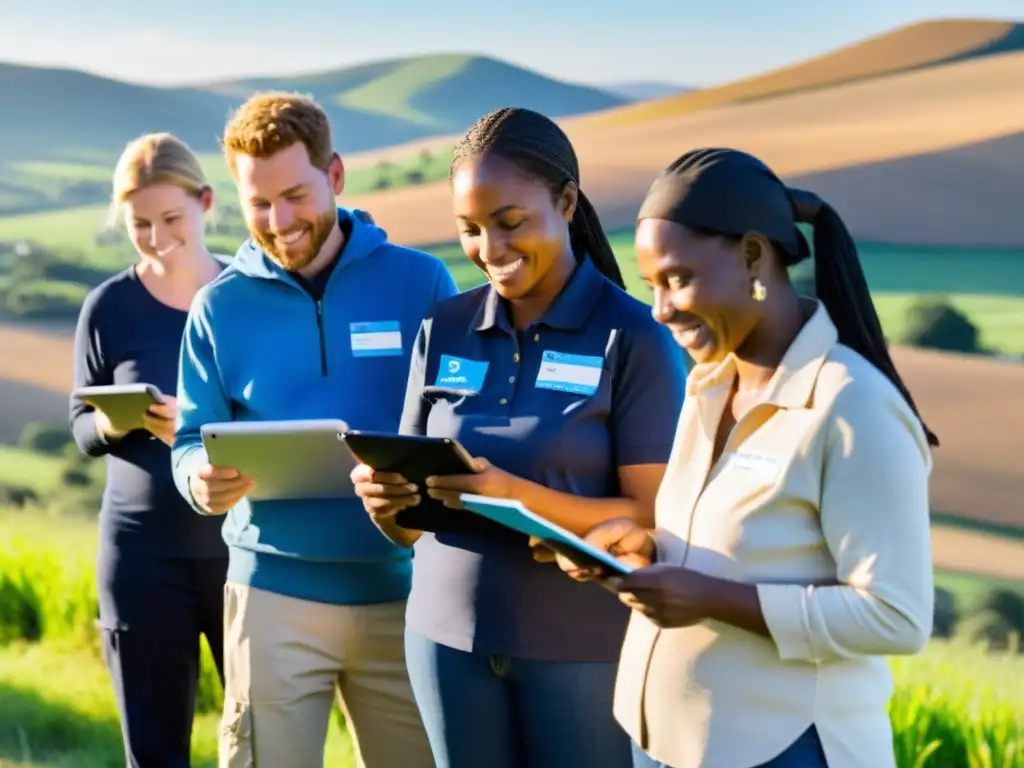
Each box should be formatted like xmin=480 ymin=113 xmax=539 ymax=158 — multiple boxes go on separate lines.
xmin=405 ymin=628 xmax=632 ymax=768
xmin=630 ymin=725 xmax=829 ymax=768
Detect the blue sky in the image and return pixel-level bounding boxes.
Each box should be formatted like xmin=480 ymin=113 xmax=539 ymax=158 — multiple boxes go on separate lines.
xmin=2 ymin=0 xmax=1022 ymax=88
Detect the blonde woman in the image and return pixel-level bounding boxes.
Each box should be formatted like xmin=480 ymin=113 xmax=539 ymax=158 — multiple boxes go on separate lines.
xmin=69 ymin=133 xmax=230 ymax=767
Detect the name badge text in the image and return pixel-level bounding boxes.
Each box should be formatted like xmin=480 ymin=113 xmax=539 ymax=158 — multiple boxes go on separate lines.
xmin=350 ymin=321 xmax=402 ymax=357
xmin=535 ymin=350 xmax=603 ymax=396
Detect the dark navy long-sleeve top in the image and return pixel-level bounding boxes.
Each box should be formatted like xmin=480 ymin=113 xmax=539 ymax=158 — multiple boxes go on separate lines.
xmin=69 ymin=265 xmax=227 ymax=558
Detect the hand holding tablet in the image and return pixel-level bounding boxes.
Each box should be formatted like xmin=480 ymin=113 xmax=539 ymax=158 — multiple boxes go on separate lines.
xmin=343 ymin=432 xmax=504 ymax=533
xmin=74 ymin=383 xmax=165 ymax=436
xmin=458 ymin=494 xmax=639 ymax=577
xmin=200 ymin=419 xmax=357 ymax=502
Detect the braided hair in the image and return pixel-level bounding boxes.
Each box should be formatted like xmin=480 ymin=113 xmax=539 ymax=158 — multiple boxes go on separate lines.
xmin=450 ymin=107 xmax=626 ymax=290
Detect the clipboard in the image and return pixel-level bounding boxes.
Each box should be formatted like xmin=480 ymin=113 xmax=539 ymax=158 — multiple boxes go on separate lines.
xmin=458 ymin=494 xmax=635 ymax=575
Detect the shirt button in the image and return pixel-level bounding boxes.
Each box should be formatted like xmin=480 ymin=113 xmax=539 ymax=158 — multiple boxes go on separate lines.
xmin=508 ymin=375 xmax=515 ymax=383
xmin=533 ymin=333 xmax=541 ymax=342
xmin=513 ymin=353 xmax=520 ymax=363
xmin=499 ymin=397 xmax=508 ymax=405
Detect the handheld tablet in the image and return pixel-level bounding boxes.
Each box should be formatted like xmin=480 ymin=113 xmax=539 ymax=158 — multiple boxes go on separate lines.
xmin=342 ymin=431 xmax=493 ymax=532
xmin=341 ymin=431 xmax=477 ymax=483
xmin=201 ymin=419 xmax=357 ymax=502
xmin=459 ymin=494 xmax=636 ymax=576
xmin=73 ymin=383 xmax=164 ymax=431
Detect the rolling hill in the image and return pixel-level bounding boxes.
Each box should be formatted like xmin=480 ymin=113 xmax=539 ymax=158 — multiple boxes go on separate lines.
xmin=0 ymin=53 xmax=627 ymax=218
xmin=0 ymin=53 xmax=625 ymax=166
xmin=346 ymin=43 xmax=1024 ymax=248
xmin=600 ymin=81 xmax=694 ymax=101
xmin=572 ymin=18 xmax=1024 ymax=128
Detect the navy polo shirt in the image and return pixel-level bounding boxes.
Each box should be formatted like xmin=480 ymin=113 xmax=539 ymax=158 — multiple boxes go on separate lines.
xmin=401 ymin=257 xmax=688 ymax=661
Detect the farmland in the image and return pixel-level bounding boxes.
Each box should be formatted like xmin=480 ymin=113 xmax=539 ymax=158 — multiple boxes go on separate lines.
xmin=3 ymin=14 xmax=1024 ymax=766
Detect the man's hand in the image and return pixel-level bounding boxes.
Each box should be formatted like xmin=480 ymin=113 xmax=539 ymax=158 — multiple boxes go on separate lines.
xmin=189 ymin=464 xmax=255 ymax=515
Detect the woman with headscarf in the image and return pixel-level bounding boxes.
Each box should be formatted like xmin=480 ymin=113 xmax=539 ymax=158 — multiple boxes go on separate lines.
xmin=558 ymin=148 xmax=937 ymax=768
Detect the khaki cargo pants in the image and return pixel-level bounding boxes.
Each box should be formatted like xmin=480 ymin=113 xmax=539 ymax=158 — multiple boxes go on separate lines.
xmin=218 ymin=582 xmax=434 ymax=767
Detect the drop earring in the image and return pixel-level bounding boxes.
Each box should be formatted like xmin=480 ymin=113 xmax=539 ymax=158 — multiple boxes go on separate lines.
xmin=751 ymin=278 xmax=767 ymax=302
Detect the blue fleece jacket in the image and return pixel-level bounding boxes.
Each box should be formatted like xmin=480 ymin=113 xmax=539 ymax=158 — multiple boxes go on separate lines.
xmin=172 ymin=207 xmax=459 ymax=605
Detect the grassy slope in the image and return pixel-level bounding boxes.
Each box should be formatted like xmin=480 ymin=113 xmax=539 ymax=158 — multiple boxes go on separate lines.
xmin=0 ymin=510 xmax=1021 ymax=767
xmin=0 ymin=643 xmax=354 ymax=768
xmin=575 ymin=18 xmax=1024 ymax=128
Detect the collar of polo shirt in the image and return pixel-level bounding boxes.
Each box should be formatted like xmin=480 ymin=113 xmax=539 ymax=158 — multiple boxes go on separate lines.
xmin=472 ymin=256 xmax=605 ymax=333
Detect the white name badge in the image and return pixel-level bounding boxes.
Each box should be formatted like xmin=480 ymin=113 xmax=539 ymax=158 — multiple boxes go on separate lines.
xmin=535 ymin=350 xmax=603 ymax=396
xmin=350 ymin=321 xmax=402 ymax=357
xmin=725 ymin=451 xmax=782 ymax=483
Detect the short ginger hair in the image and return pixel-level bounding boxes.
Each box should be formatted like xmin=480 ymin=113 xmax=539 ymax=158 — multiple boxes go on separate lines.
xmin=221 ymin=91 xmax=335 ymax=174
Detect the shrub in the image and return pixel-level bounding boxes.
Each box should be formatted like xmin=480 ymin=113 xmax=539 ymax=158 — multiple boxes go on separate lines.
xmin=965 ymin=588 xmax=1024 ymax=653
xmin=18 ymin=421 xmax=73 ymax=456
xmin=900 ymin=296 xmax=982 ymax=354
xmin=933 ymin=586 xmax=959 ymax=639
xmin=4 ymin=279 xmax=88 ymax=320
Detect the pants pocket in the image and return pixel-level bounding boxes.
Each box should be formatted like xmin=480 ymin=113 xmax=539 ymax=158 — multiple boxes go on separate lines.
xmin=219 ymin=694 xmax=254 ymax=768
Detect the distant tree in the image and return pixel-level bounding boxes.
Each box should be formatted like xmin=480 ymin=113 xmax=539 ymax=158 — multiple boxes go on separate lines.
xmin=964 ymin=587 xmax=1024 ymax=653
xmin=19 ymin=421 xmax=73 ymax=456
xmin=932 ymin=586 xmax=958 ymax=639
xmin=374 ymin=159 xmax=395 ymax=191
xmin=900 ymin=296 xmax=982 ymax=354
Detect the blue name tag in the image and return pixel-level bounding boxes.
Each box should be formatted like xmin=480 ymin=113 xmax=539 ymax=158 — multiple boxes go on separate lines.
xmin=435 ymin=354 xmax=489 ymax=392
xmin=535 ymin=350 xmax=603 ymax=395
xmin=350 ymin=321 xmax=402 ymax=357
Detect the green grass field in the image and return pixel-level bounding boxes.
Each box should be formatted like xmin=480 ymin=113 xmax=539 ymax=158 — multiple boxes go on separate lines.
xmin=0 ymin=509 xmax=1021 ymax=767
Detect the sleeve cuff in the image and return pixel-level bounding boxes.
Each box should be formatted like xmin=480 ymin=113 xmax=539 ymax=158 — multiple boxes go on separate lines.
xmin=173 ymin=444 xmax=210 ymax=514
xmin=651 ymin=528 xmax=688 ymax=566
xmin=756 ymin=583 xmax=816 ymax=662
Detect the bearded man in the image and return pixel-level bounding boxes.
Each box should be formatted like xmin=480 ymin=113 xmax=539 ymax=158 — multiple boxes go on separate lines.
xmin=172 ymin=91 xmax=455 ymax=768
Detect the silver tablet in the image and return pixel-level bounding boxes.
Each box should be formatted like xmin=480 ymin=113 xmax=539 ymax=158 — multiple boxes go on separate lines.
xmin=200 ymin=418 xmax=358 ymax=501
xmin=73 ymin=383 xmax=164 ymax=431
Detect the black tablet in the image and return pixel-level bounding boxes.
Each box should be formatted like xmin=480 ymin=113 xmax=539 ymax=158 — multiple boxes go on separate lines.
xmin=341 ymin=431 xmax=477 ymax=483
xmin=342 ymin=431 xmax=503 ymax=534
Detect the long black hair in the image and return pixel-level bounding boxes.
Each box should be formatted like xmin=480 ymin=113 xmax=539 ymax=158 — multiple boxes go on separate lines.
xmin=638 ymin=148 xmax=938 ymax=447
xmin=450 ymin=107 xmax=626 ymax=290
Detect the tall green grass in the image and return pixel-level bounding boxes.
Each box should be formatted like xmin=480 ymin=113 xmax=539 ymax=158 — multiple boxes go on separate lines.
xmin=1 ymin=508 xmax=1021 ymax=766
xmin=0 ymin=509 xmax=353 ymax=766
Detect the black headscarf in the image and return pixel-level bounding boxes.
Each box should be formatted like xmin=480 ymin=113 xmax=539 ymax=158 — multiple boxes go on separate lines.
xmin=637 ymin=147 xmax=823 ymax=266
xmin=635 ymin=147 xmax=939 ymax=447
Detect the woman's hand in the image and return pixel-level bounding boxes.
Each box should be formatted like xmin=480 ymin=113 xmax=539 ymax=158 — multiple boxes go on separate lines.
xmin=614 ymin=565 xmax=719 ymax=629
xmin=555 ymin=517 xmax=656 ymax=581
xmin=142 ymin=395 xmax=177 ymax=447
xmin=351 ymin=464 xmax=420 ymax=522
xmin=424 ymin=457 xmax=515 ymax=509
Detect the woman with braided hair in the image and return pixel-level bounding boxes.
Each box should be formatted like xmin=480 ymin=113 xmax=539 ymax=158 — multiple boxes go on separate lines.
xmin=558 ymin=148 xmax=937 ymax=768
xmin=351 ymin=107 xmax=687 ymax=766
